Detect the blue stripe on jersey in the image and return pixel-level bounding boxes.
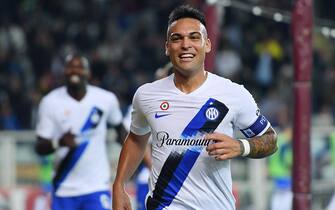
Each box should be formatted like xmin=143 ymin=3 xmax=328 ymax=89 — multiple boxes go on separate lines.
xmin=53 ymin=107 xmax=103 ymax=192
xmin=147 ymin=98 xmax=228 ymax=210
xmin=81 ymin=107 xmax=103 ymax=132
xmin=181 ymin=98 xmax=216 ymax=137
xmin=240 ymin=115 xmax=269 ymax=138
xmin=159 ymin=149 xmax=199 ymax=209
xmin=53 ymin=142 xmax=89 ymax=191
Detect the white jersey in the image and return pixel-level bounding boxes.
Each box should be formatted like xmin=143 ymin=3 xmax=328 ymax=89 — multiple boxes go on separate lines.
xmin=130 ymin=72 xmax=270 ymax=210
xmin=36 ymin=85 xmax=122 ymax=197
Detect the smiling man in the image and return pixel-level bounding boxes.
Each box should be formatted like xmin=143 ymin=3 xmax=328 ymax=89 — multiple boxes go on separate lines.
xmin=35 ymin=54 xmax=123 ymax=210
xmin=113 ymin=5 xmax=277 ymax=210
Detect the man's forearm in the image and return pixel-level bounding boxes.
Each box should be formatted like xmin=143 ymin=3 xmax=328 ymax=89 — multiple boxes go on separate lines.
xmin=247 ymin=127 xmax=278 ymax=158
xmin=114 ymin=132 xmax=150 ymax=186
xmin=142 ymin=145 xmax=152 ymax=169
xmin=35 ymin=137 xmax=55 ymax=155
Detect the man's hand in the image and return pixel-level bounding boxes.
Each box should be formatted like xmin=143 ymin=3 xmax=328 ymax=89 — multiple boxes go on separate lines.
xmin=205 ymin=132 xmax=242 ymax=160
xmin=112 ymin=184 xmax=132 ymax=210
xmin=59 ymin=131 xmax=77 ymax=148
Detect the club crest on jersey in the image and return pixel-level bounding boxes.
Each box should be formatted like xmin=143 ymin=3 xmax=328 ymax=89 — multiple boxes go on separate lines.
xmin=160 ymin=101 xmax=169 ymax=110
xmin=205 ymin=107 xmax=219 ymax=121
xmin=91 ymin=112 xmax=101 ymax=123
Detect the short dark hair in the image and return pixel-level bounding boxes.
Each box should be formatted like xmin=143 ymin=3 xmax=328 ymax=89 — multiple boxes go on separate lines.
xmin=168 ymin=5 xmax=206 ymax=27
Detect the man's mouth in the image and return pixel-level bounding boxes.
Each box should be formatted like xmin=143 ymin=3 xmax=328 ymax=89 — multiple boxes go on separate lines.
xmin=69 ymin=75 xmax=80 ymax=83
xmin=179 ymin=53 xmax=195 ymax=61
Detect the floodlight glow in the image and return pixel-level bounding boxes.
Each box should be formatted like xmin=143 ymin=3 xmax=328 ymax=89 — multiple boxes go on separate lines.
xmin=321 ymin=27 xmax=330 ymax=37
xmin=273 ymin=13 xmax=283 ymax=22
xmin=330 ymin=29 xmax=335 ymax=38
xmin=252 ymin=7 xmax=262 ymax=16
xmin=206 ymin=0 xmax=217 ymax=5
xmin=221 ymin=0 xmax=231 ymax=7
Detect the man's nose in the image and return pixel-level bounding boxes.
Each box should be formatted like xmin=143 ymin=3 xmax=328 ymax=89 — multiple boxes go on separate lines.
xmin=181 ymin=37 xmax=191 ymax=49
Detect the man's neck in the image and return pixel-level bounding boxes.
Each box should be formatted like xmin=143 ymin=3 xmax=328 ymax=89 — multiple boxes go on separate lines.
xmin=67 ymin=86 xmax=87 ymax=101
xmin=173 ymin=70 xmax=208 ymax=94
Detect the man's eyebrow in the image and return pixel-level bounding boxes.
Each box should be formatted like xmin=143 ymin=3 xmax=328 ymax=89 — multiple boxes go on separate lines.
xmin=169 ymin=31 xmax=202 ymax=37
xmin=169 ymin=32 xmax=182 ymax=37
xmin=189 ymin=31 xmax=202 ymax=36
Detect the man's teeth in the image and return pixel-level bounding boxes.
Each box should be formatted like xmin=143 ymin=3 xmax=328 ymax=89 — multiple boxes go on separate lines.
xmin=180 ymin=54 xmax=194 ymax=58
xmin=70 ymin=75 xmax=80 ymax=83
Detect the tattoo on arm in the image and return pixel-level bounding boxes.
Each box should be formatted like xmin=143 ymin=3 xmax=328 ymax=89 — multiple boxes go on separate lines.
xmin=247 ymin=127 xmax=278 ymax=158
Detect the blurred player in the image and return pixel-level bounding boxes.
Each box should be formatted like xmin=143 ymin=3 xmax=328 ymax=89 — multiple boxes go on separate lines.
xmin=35 ymin=54 xmax=123 ymax=210
xmin=113 ymin=5 xmax=277 ymax=210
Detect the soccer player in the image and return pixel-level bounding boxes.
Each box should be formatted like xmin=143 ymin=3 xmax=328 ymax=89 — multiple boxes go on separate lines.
xmin=35 ymin=54 xmax=123 ymax=210
xmin=113 ymin=5 xmax=278 ymax=210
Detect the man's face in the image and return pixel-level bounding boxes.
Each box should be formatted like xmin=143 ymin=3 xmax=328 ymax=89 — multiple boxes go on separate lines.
xmin=64 ymin=57 xmax=90 ymax=89
xmin=165 ymin=18 xmax=211 ymax=75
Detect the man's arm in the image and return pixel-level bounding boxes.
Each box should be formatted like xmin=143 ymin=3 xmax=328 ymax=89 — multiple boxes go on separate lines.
xmin=142 ymin=145 xmax=152 ymax=169
xmin=35 ymin=131 xmax=77 ymax=156
xmin=205 ymin=127 xmax=277 ymax=160
xmin=245 ymin=126 xmax=277 ymax=158
xmin=35 ymin=137 xmax=55 ymax=156
xmin=113 ymin=131 xmax=150 ymax=210
xmin=113 ymin=123 xmax=127 ymax=145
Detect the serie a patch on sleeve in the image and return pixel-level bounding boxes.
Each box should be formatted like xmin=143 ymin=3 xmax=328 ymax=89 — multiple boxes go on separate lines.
xmin=240 ymin=115 xmax=269 ymax=138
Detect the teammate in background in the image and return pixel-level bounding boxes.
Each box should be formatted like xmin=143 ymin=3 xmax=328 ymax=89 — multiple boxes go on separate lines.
xmin=35 ymin=54 xmax=123 ymax=210
xmin=268 ymin=126 xmax=292 ymax=210
xmin=113 ymin=5 xmax=277 ymax=210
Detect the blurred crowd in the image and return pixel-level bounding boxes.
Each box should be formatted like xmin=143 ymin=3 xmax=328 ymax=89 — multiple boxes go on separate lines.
xmin=0 ymin=0 xmax=334 ymax=132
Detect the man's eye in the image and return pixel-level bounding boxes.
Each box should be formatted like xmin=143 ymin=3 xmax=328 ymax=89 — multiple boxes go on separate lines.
xmin=190 ymin=35 xmax=201 ymax=40
xmin=170 ymin=36 xmax=181 ymax=41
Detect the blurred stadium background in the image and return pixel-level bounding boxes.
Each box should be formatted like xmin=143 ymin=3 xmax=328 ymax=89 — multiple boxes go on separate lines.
xmin=0 ymin=0 xmax=334 ymax=209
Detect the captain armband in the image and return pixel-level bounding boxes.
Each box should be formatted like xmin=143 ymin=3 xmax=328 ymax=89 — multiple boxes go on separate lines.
xmin=240 ymin=115 xmax=269 ymax=138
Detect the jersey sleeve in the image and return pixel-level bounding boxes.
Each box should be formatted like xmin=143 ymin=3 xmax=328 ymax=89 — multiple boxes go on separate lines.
xmin=235 ymin=85 xmax=270 ymax=138
xmin=35 ymin=97 xmax=56 ymax=139
xmin=107 ymin=93 xmax=123 ymax=126
xmin=130 ymin=87 xmax=151 ymax=135
xmin=122 ymin=106 xmax=132 ymax=132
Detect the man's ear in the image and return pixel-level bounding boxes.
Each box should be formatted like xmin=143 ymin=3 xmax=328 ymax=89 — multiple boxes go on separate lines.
xmin=205 ymin=38 xmax=211 ymax=53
